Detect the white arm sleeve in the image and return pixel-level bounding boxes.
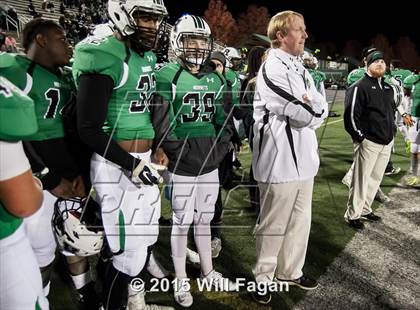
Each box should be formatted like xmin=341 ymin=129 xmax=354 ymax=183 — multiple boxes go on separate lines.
xmin=0 ymin=141 xmax=31 ymax=181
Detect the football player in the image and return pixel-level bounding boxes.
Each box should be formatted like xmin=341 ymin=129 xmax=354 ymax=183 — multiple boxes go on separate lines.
xmin=154 ymin=14 xmax=237 ymax=307
xmin=302 ymin=51 xmax=326 ymax=98
xmin=72 ymin=0 xmax=172 ymax=309
xmin=389 ymin=61 xmax=412 ymax=87
xmin=0 ymin=77 xmax=48 ymax=310
xmin=403 ymin=73 xmax=420 ymax=186
xmin=0 ymin=18 xmax=103 ymax=309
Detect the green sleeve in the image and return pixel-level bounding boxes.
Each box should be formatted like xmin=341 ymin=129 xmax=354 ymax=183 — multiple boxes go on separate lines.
xmin=213 ymin=75 xmax=228 ymax=134
xmin=225 ymin=70 xmax=240 ymax=106
xmin=0 ymin=77 xmax=38 ymax=141
xmin=155 ymin=64 xmax=177 ymax=102
xmin=72 ymin=43 xmax=122 ymax=87
xmin=347 ymin=69 xmax=364 ymax=86
xmin=0 ymin=53 xmax=30 ymax=90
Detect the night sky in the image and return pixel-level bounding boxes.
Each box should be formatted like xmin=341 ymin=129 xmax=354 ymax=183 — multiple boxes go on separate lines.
xmin=164 ymin=0 xmax=419 ymax=48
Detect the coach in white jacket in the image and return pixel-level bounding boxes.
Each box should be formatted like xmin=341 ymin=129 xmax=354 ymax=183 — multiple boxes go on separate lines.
xmin=252 ymin=11 xmax=328 ymax=303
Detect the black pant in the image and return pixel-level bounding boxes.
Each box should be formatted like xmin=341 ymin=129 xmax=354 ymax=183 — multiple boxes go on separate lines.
xmin=248 ymin=165 xmax=260 ymax=213
xmin=211 ymin=150 xmax=234 ymax=239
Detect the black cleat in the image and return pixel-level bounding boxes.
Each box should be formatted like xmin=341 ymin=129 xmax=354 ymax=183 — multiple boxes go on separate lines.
xmin=276 ymin=275 xmax=318 ymax=290
xmin=361 ymin=212 xmax=381 ymax=222
xmin=347 ymin=219 xmax=364 ymax=230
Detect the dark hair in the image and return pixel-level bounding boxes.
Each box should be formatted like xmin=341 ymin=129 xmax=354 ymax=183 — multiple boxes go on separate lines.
xmin=246 ymin=46 xmax=266 ymax=80
xmin=22 ymin=18 xmax=62 ymax=52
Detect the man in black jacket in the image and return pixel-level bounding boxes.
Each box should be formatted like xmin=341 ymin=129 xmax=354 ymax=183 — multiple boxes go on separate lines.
xmin=343 ymin=50 xmax=395 ymax=229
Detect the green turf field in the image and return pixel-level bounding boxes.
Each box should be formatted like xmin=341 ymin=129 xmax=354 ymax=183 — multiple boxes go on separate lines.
xmin=50 ymin=103 xmax=410 ymax=309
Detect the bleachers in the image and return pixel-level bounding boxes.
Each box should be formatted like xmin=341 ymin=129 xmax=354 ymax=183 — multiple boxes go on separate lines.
xmin=4 ymin=0 xmax=79 ymax=25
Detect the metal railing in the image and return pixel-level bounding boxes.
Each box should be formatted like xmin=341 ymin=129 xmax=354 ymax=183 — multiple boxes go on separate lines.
xmin=4 ymin=13 xmax=21 ymax=37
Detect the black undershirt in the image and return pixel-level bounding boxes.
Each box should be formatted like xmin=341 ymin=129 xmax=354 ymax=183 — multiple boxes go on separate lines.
xmin=76 ymin=74 xmax=141 ymax=171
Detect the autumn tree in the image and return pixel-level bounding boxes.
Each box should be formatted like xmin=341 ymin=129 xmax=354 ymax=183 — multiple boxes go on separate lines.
xmin=235 ymin=5 xmax=271 ymax=46
xmin=342 ymin=40 xmax=362 ymax=59
xmin=370 ymin=34 xmax=393 ymax=64
xmin=392 ymin=37 xmax=420 ymax=70
xmin=203 ymin=0 xmax=237 ymax=46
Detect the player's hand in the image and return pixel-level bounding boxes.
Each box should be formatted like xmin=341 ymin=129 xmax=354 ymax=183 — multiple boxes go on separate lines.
xmin=72 ymin=175 xmax=87 ymax=198
xmin=130 ymin=160 xmax=163 ymax=186
xmin=50 ymin=178 xmax=76 ymax=199
xmin=403 ymin=114 xmax=414 ymax=127
xmin=153 ymin=148 xmax=169 ymax=167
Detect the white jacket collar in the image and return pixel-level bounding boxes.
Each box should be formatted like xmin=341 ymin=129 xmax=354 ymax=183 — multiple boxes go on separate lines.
xmin=272 ymin=48 xmax=305 ymax=73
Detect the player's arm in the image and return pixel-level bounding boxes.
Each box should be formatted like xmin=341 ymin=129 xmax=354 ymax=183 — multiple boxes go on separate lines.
xmin=76 ymin=74 xmax=142 ymax=171
xmin=150 ymin=94 xmax=170 ymax=167
xmin=0 ymin=141 xmax=43 ymax=217
xmin=28 ymin=139 xmax=85 ymax=198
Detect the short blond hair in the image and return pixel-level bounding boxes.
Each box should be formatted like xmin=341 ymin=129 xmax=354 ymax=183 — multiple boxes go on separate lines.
xmin=267 ymin=11 xmax=303 ymax=48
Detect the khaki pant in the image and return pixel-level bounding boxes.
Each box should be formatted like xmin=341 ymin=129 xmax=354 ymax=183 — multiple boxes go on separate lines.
xmin=345 ymin=139 xmax=393 ymax=220
xmin=253 ymin=179 xmax=313 ymax=283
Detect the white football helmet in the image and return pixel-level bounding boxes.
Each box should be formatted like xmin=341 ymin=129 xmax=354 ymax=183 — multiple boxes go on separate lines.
xmin=52 ymin=198 xmax=104 ymax=257
xmin=302 ymin=51 xmax=318 ymax=69
xmin=91 ymin=22 xmax=114 ymax=38
xmin=170 ymin=14 xmax=212 ymax=66
xmin=107 ymin=0 xmax=167 ymax=49
xmin=223 ymin=47 xmax=242 ymax=70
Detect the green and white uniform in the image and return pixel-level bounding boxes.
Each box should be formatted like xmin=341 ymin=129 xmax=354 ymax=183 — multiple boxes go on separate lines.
xmin=73 ymin=35 xmax=157 ymax=141
xmin=308 ymin=68 xmax=326 ymax=98
xmin=0 ymin=52 xmax=78 ymax=270
xmin=155 ymin=62 xmax=230 ymax=176
xmin=0 ymin=76 xmax=48 ymax=310
xmin=406 ymin=74 xmax=420 ymax=117
xmin=405 ymin=74 xmax=420 ymax=151
xmin=72 ymin=35 xmax=161 ymax=276
xmin=155 ymin=62 xmax=232 ymax=281
xmin=347 ymin=67 xmax=365 ymax=86
xmin=0 ymin=53 xmax=73 ymax=141
xmin=225 ymin=68 xmax=241 ymax=106
xmin=390 ymin=68 xmax=412 ymax=87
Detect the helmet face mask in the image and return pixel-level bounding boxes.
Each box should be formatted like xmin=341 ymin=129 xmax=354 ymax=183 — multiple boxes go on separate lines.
xmin=108 ymin=0 xmax=168 ymax=51
xmin=127 ymin=9 xmax=165 ymax=50
xmin=223 ymin=47 xmax=243 ymax=70
xmin=170 ymin=15 xmax=213 ymax=67
xmin=179 ymin=34 xmax=212 ymax=66
xmin=53 ymin=198 xmax=104 ymax=257
xmin=230 ymin=57 xmax=243 ymax=71
xmin=302 ymin=51 xmax=318 ymax=69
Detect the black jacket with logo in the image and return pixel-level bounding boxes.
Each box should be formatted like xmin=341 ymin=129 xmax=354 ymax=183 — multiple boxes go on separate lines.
xmin=344 ymin=73 xmax=396 ymax=145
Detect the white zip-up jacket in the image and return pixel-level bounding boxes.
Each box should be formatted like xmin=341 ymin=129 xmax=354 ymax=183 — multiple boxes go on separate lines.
xmin=252 ymin=48 xmax=328 ymax=183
